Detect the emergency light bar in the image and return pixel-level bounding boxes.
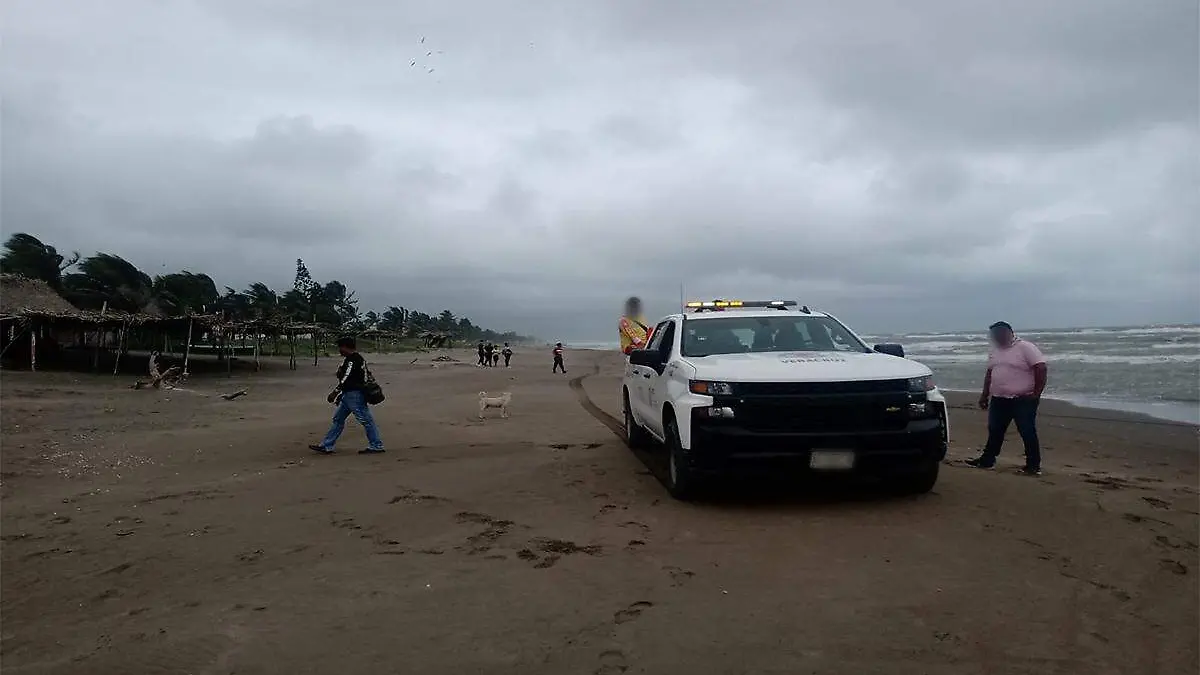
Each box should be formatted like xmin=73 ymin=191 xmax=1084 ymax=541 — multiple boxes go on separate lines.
xmin=684 ymin=299 xmax=799 ymax=312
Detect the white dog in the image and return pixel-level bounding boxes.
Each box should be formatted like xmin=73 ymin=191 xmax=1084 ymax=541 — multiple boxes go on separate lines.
xmin=478 ymin=391 xmax=512 ymax=419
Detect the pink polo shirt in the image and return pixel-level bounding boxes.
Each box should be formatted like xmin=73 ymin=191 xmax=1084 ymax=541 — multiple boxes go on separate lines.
xmin=987 ymin=339 xmax=1046 ymax=398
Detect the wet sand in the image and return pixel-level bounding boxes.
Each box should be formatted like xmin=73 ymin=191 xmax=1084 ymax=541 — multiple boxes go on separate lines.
xmin=1 ymin=348 xmax=1197 ymax=674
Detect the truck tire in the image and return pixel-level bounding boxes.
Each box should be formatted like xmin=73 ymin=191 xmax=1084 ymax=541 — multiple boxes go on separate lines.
xmin=664 ymin=418 xmax=702 ymax=501
xmin=896 ymin=461 xmax=940 ymax=495
xmin=623 ymin=391 xmax=652 ymax=450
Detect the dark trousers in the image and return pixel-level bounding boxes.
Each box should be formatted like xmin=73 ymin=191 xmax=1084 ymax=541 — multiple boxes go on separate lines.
xmin=503 ymin=354 xmax=511 ymax=367
xmin=983 ymin=396 xmax=1041 ymax=469
xmin=553 ymin=357 xmax=566 ymax=373
xmin=477 ymin=353 xmax=486 ymax=366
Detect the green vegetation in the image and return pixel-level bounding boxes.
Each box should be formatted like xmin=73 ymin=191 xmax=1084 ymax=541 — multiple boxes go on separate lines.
xmin=1 ymin=233 xmax=526 ymax=344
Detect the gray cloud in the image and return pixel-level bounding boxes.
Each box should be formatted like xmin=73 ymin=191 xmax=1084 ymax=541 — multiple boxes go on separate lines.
xmin=2 ymin=0 xmax=1196 ymax=341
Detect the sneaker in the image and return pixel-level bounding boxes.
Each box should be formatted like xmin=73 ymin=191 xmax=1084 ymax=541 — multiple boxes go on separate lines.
xmin=1017 ymin=466 xmax=1042 ymax=476
xmin=358 ymin=448 xmax=386 ymax=454
xmin=965 ymin=456 xmax=995 ymax=469
xmin=309 ymin=444 xmax=334 ymax=455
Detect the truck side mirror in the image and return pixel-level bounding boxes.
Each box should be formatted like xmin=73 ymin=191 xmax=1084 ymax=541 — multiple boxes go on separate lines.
xmin=629 ymin=349 xmax=663 ymax=369
xmin=873 ymin=343 xmax=905 ymax=358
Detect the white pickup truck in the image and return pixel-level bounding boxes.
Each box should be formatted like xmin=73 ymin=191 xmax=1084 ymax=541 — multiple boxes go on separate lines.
xmin=622 ymin=300 xmax=949 ymax=499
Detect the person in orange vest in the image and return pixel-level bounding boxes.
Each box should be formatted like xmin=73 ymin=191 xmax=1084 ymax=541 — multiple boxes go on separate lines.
xmin=619 ymin=296 xmax=651 ymax=355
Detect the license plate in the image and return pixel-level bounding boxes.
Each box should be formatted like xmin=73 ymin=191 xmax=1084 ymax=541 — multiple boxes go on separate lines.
xmin=809 ymin=450 xmax=856 ymax=470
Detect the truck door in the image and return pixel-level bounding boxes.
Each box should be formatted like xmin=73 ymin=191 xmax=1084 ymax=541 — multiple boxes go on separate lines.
xmin=643 ymin=320 xmax=676 ymax=439
xmin=631 ymin=320 xmax=672 ymax=429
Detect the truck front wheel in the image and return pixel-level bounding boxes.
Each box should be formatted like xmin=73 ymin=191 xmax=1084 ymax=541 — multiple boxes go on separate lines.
xmin=895 ymin=460 xmax=940 ymax=495
xmin=664 ymin=418 xmax=702 ymax=501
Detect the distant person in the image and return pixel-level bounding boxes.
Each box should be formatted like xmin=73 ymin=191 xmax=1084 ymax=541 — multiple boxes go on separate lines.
xmin=619 ymin=296 xmax=651 ymax=356
xmin=485 ymin=342 xmax=496 ymax=367
xmin=476 ymin=340 xmax=487 ymax=367
xmin=502 ymin=343 xmax=513 ymax=368
xmin=552 ymin=342 xmax=567 ymax=374
xmin=492 ymin=347 xmax=502 ymax=367
xmin=967 ymin=321 xmax=1048 ymax=475
xmin=309 ymin=336 xmax=384 ymax=455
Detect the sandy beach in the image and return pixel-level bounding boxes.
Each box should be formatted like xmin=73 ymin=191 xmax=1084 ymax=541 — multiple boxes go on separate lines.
xmin=1 ymin=348 xmax=1197 ymax=674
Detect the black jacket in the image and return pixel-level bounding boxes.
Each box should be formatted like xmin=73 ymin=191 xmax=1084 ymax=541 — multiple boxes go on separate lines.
xmin=335 ymin=353 xmax=367 ymax=392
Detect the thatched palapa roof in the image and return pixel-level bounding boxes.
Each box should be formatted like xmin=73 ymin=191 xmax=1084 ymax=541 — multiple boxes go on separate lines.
xmin=0 ymin=274 xmax=89 ymax=318
xmin=0 ymin=274 xmax=223 ymax=326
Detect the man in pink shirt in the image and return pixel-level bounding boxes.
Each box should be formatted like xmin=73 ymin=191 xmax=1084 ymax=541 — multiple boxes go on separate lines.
xmin=967 ymin=321 xmax=1048 ymax=475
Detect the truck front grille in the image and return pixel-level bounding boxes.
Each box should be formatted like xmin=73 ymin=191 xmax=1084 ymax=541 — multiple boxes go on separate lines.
xmin=734 ymin=379 xmax=910 ymax=396
xmin=715 ymin=385 xmax=915 ymax=434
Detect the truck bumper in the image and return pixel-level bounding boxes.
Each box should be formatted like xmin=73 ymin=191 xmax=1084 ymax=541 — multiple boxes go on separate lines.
xmin=687 ymin=417 xmax=947 ymax=477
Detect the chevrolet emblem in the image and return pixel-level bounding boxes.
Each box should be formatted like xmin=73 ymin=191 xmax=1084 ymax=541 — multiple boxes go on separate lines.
xmin=885 ymin=406 xmax=901 ymax=413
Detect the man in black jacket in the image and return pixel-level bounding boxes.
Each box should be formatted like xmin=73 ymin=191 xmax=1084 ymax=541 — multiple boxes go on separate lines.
xmin=309 ymin=337 xmax=384 ymax=455
xmin=552 ymin=342 xmax=566 ymax=373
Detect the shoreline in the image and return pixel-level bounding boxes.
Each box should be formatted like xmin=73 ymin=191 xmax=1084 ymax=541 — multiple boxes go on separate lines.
xmin=568 ymin=347 xmax=1199 ymax=428
xmin=941 ymin=388 xmax=1199 ymax=427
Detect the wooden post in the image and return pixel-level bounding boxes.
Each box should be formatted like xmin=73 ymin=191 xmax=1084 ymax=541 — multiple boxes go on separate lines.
xmin=289 ymin=330 xmax=297 ymax=370
xmin=254 ymin=333 xmax=261 ymax=371
xmin=93 ymin=301 xmax=108 ymax=373
xmin=92 ymin=328 xmax=104 ymax=372
xmin=182 ymin=318 xmax=194 ymax=377
xmin=112 ymin=322 xmax=127 ymax=375
xmin=313 ymin=330 xmax=319 ymax=367
xmin=225 ymin=329 xmax=232 ymax=377
xmin=29 ymin=322 xmax=37 ymax=372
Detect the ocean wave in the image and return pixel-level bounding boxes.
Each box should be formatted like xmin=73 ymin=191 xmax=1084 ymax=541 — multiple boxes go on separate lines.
xmin=1056 ymin=353 xmax=1200 ymax=364
xmin=911 ymin=354 xmax=988 ymax=363
xmin=902 ymin=340 xmax=982 ymax=352
xmin=895 ymin=325 xmax=1200 ymax=341
xmin=912 ymin=352 xmax=1200 ymax=365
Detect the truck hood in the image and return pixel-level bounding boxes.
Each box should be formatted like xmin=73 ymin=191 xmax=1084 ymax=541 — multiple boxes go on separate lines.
xmin=685 ymin=351 xmax=933 ymax=383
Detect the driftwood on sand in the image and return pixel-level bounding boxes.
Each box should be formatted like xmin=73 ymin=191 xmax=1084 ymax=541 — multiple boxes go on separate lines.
xmin=131 ymin=352 xmax=184 ymax=390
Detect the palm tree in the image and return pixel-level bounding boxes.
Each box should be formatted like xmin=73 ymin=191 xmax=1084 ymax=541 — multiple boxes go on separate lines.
xmin=379 ymin=306 xmax=407 ymax=332
xmin=62 ymin=253 xmax=163 ymax=313
xmin=0 ymin=233 xmax=79 ymax=290
xmin=243 ymin=282 xmax=280 ymax=320
xmin=154 ymin=271 xmax=219 ymax=315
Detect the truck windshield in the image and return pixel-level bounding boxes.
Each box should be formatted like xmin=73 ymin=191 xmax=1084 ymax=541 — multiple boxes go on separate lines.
xmin=681 ymin=315 xmax=872 ymax=357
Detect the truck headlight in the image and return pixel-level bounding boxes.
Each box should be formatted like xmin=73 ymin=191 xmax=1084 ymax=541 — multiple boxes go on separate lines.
xmin=689 ymin=380 xmax=734 ymax=396
xmin=908 ymin=376 xmax=935 ymax=393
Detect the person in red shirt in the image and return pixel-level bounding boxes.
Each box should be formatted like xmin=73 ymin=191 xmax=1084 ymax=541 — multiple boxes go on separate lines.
xmin=552 ymin=342 xmax=566 ymax=374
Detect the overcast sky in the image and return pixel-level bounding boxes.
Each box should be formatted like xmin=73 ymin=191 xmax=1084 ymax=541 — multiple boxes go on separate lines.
xmin=4 ymin=0 xmax=1197 ymax=340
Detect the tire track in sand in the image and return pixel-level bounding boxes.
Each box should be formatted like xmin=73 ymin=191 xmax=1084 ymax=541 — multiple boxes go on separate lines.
xmin=568 ymin=362 xmax=625 ymax=440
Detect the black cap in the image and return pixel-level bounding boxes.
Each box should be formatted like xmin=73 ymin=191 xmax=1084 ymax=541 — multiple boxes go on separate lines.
xmin=989 ymin=321 xmax=1013 ymax=332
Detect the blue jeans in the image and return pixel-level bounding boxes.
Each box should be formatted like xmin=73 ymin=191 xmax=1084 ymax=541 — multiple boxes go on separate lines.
xmin=983 ymin=396 xmax=1040 ymax=469
xmin=320 ymin=390 xmax=383 ymax=450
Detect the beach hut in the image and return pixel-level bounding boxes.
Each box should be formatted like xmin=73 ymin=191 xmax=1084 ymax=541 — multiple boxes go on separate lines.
xmin=0 ymin=274 xmax=102 ymax=369
xmin=0 ymin=274 xmax=225 ymax=373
